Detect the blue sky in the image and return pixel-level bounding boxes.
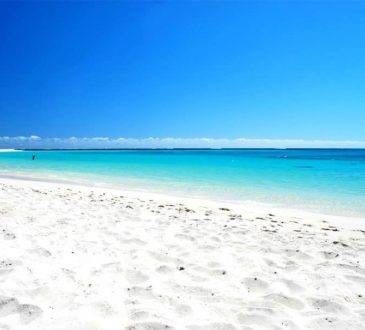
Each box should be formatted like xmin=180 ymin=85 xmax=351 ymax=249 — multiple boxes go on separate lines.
xmin=1 ymin=1 xmax=365 ymax=147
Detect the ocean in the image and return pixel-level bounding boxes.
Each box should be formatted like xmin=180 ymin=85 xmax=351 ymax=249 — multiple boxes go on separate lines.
xmin=0 ymin=149 xmax=364 ymax=217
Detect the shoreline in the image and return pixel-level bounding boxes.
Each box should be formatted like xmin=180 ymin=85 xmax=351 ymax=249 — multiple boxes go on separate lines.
xmin=1 ymin=148 xmax=365 ymax=219
xmin=0 ymin=172 xmax=364 ymax=230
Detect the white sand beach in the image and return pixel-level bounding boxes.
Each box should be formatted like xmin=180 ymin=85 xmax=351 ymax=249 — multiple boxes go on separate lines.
xmin=0 ymin=176 xmax=364 ymax=330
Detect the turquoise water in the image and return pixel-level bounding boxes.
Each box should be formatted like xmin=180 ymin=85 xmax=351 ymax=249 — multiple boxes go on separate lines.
xmin=1 ymin=149 xmax=365 ymax=217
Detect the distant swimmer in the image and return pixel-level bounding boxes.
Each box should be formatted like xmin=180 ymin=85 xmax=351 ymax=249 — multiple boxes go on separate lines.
xmin=32 ymin=155 xmax=36 ymax=160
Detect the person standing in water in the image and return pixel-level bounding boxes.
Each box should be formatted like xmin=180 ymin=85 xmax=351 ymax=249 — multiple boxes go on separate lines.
xmin=32 ymin=155 xmax=36 ymax=160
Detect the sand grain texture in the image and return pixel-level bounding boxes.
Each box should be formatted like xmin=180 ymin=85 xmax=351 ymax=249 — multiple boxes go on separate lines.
xmin=0 ymin=178 xmax=364 ymax=329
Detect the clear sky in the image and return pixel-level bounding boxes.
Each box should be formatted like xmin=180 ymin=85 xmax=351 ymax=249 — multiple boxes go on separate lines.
xmin=1 ymin=1 xmax=365 ymax=147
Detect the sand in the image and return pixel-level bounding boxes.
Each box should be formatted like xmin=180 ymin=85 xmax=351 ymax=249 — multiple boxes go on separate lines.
xmin=0 ymin=176 xmax=364 ymax=330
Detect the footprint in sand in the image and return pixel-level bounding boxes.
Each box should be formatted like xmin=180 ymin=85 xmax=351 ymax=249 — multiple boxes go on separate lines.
xmin=125 ymin=270 xmax=150 ymax=284
xmin=264 ymin=293 xmax=304 ymax=310
xmin=345 ymin=274 xmax=365 ymax=284
xmin=126 ymin=286 xmax=155 ymax=300
xmin=174 ymin=233 xmax=196 ymax=242
xmin=187 ymin=323 xmax=236 ymax=330
xmin=209 ymin=235 xmax=222 ymax=243
xmin=2 ymin=231 xmax=16 ymax=240
xmin=236 ymin=313 xmax=272 ymax=328
xmin=207 ymin=261 xmax=222 ymax=268
xmin=320 ymin=251 xmax=339 ymax=259
xmin=92 ymin=301 xmax=115 ymax=316
xmin=123 ymin=238 xmax=147 ymax=246
xmin=284 ymin=249 xmax=312 ymax=260
xmin=281 ymin=279 xmax=305 ymax=293
xmin=0 ymin=260 xmax=20 ymax=275
xmin=125 ymin=322 xmax=175 ymax=330
xmin=0 ymin=297 xmax=42 ymax=323
xmin=309 ymin=298 xmax=348 ymax=313
xmin=127 ymin=309 xmax=149 ymax=321
xmin=18 ymin=304 xmax=43 ymax=324
xmin=29 ymin=247 xmax=52 ymax=257
xmin=155 ymin=265 xmax=173 ymax=275
xmin=172 ymin=302 xmax=192 ymax=317
xmin=307 ymin=316 xmax=363 ymax=330
xmin=0 ymin=297 xmax=19 ymax=317
xmin=242 ymin=277 xmax=269 ymax=293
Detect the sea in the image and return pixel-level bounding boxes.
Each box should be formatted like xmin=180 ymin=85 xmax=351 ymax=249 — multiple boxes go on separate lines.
xmin=0 ymin=149 xmax=364 ymax=217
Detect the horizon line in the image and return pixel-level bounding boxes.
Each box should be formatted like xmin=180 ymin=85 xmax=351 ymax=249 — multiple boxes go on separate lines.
xmin=1 ymin=136 xmax=365 ymax=149
xmin=10 ymin=147 xmax=365 ymax=151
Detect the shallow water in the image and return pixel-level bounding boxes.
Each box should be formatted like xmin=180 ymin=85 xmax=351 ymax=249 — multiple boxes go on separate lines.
xmin=0 ymin=149 xmax=364 ymax=217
